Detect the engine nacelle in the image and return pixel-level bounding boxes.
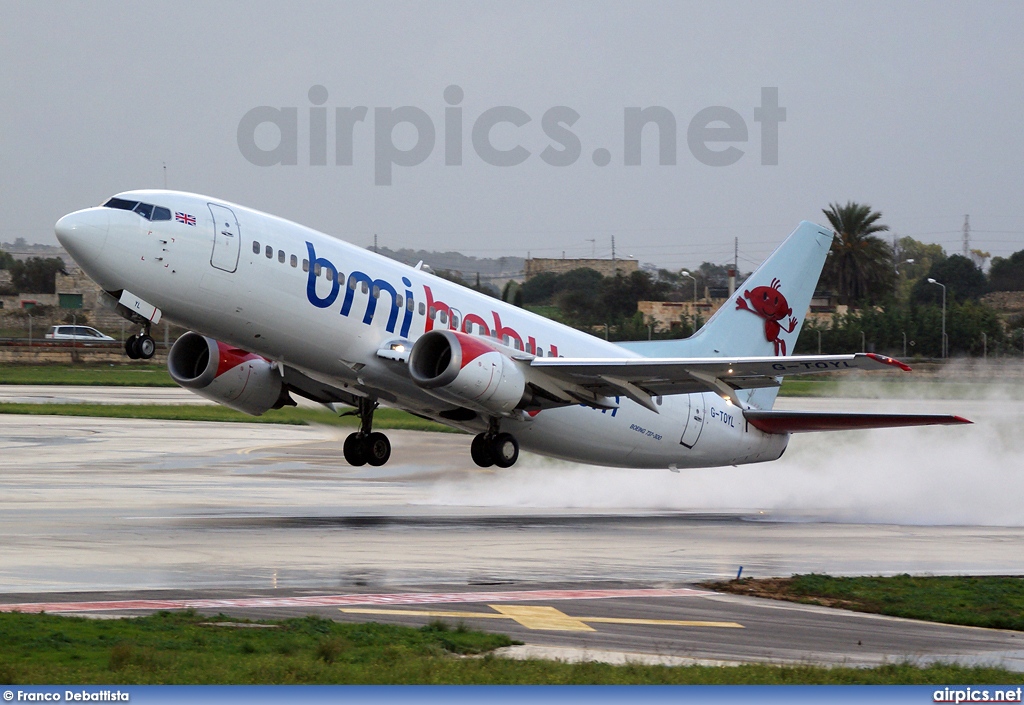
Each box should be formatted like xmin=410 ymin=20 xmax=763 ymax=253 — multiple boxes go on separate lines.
xmin=408 ymin=330 xmax=526 ymax=415
xmin=167 ymin=332 xmax=289 ymax=416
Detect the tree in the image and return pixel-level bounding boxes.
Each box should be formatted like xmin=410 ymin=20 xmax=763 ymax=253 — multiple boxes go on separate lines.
xmin=0 ymin=249 xmax=15 ymax=270
xmin=989 ymin=250 xmax=1024 ymax=291
xmin=821 ymin=202 xmax=895 ymax=305
xmin=894 ymin=236 xmax=946 ymax=281
xmin=911 ymin=254 xmax=986 ymax=304
xmin=9 ymin=257 xmax=66 ymax=294
xmin=501 ymin=280 xmax=523 ymax=307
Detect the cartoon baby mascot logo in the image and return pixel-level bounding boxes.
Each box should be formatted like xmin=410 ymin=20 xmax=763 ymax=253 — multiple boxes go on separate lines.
xmin=735 ymin=278 xmax=798 ymax=356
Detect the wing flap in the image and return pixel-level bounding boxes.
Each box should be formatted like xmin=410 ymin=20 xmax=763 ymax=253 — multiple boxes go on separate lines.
xmin=743 ymin=410 xmax=972 ymax=434
xmin=528 ymin=352 xmax=910 ymax=406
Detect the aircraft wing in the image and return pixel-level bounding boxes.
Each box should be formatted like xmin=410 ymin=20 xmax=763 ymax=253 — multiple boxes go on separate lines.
xmin=527 ymin=352 xmax=910 ymax=412
xmin=742 ymin=410 xmax=971 ymax=433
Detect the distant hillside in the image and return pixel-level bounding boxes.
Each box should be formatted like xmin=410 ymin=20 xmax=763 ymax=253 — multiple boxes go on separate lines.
xmin=370 ymin=246 xmax=524 ymax=282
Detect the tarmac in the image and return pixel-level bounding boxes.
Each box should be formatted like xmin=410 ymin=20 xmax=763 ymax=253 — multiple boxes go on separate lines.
xmin=0 ymin=387 xmax=1022 ymax=669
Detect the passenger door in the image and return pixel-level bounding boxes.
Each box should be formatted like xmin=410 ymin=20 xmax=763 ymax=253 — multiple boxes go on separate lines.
xmin=209 ymin=203 xmax=241 ymax=273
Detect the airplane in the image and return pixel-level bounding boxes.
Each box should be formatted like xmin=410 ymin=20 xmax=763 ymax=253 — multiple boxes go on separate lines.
xmin=54 ymin=191 xmax=969 ymax=470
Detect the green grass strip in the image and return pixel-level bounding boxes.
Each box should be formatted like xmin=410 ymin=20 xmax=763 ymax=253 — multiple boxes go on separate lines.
xmin=0 ymin=364 xmax=176 ymax=386
xmin=0 ymin=403 xmax=458 ymax=433
xmin=0 ymin=610 xmax=1020 ymax=684
xmin=705 ymin=574 xmax=1024 ymax=632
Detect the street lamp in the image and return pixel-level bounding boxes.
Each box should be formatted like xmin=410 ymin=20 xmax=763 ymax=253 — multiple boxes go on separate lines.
xmin=679 ymin=270 xmax=697 ymax=303
xmin=895 ymin=258 xmax=914 ymax=296
xmin=927 ymin=277 xmax=947 ymax=359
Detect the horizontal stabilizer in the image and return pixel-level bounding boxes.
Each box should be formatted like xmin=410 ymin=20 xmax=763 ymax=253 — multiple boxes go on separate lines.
xmin=743 ymin=410 xmax=972 ymax=434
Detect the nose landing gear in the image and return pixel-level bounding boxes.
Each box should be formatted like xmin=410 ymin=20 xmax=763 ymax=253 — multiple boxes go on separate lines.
xmin=125 ymin=325 xmax=156 ymax=360
xmin=342 ymin=397 xmax=392 ymax=467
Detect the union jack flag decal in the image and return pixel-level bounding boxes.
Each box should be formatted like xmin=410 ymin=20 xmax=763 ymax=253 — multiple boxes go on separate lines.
xmin=175 ymin=212 xmax=196 ymax=226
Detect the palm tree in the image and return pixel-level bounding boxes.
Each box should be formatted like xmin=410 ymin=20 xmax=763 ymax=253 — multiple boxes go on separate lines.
xmin=821 ymin=201 xmax=895 ymax=305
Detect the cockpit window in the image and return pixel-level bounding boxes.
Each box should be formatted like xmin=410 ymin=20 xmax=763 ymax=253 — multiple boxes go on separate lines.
xmin=104 ymin=197 xmax=138 ymax=211
xmin=103 ymin=198 xmax=173 ymax=222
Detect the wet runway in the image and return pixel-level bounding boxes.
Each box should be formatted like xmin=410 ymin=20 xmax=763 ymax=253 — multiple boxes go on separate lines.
xmin=1 ymin=388 xmax=1022 ymax=668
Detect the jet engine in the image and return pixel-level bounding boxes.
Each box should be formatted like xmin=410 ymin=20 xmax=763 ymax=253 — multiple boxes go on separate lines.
xmin=167 ymin=332 xmax=292 ymax=416
xmin=408 ymin=330 xmax=526 ymax=415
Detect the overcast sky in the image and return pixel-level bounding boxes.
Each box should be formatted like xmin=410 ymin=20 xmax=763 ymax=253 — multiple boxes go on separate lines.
xmin=2 ymin=1 xmax=1022 ymax=270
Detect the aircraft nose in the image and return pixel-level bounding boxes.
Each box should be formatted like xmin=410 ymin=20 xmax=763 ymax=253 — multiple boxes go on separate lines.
xmin=55 ymin=208 xmax=109 ymax=262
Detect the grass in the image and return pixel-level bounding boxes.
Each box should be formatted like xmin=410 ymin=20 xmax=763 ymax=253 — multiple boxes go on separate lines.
xmin=0 ymin=610 xmax=1020 ymax=685
xmin=0 ymin=403 xmax=458 ymax=433
xmin=0 ymin=364 xmax=175 ymax=386
xmin=704 ymin=574 xmax=1024 ymax=632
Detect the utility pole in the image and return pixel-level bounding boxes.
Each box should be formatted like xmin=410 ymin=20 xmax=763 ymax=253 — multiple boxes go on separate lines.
xmin=611 ymin=235 xmax=616 ymax=274
xmin=728 ymin=237 xmax=738 ymax=297
xmin=962 ymin=215 xmax=970 ymax=258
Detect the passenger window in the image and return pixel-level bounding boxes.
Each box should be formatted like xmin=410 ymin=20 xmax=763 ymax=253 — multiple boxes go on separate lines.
xmin=253 ymin=241 xmax=260 ymax=254
xmin=314 ymin=263 xmax=322 ymax=276
xmin=265 ymin=245 xmax=272 ymax=258
xmin=407 ymin=298 xmax=415 ymax=312
xmin=348 ymin=277 xmax=357 ymax=290
xmin=326 ymin=268 xmax=333 ymax=281
xmin=396 ymin=295 xmax=403 ymax=308
xmin=152 ymin=206 xmax=171 ymax=221
xmin=439 ymin=311 xmax=447 ymax=325
xmin=418 ymin=302 xmax=425 ymax=315
xmin=302 ymin=259 xmax=309 ymax=272
xmin=133 ymin=202 xmax=154 ymax=220
xmin=290 ymin=254 xmax=297 ymax=268
xmin=428 ymin=307 xmax=436 ymax=320
xmin=372 ymin=285 xmax=380 ymax=298
xmin=278 ymin=250 xmax=285 ymax=263
xmin=451 ymin=314 xmax=459 ymax=329
xmin=361 ymin=282 xmax=368 ymax=294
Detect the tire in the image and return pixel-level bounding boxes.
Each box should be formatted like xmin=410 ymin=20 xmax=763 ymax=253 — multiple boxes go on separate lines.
xmin=343 ymin=433 xmax=368 ymax=466
xmin=365 ymin=432 xmax=391 ymax=467
xmin=124 ymin=335 xmax=140 ymax=360
xmin=491 ymin=432 xmax=519 ymax=468
xmin=136 ymin=335 xmax=156 ymax=359
xmin=470 ymin=433 xmax=494 ymax=468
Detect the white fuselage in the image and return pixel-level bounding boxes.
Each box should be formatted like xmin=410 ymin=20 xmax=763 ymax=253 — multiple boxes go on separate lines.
xmin=57 ymin=190 xmax=788 ymax=469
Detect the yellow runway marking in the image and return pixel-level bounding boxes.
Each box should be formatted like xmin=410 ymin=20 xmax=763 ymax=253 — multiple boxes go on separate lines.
xmin=340 ymin=605 xmax=744 ymax=632
xmin=491 ymin=605 xmax=595 ymax=631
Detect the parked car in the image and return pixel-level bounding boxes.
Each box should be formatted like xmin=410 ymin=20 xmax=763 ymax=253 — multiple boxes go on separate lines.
xmin=44 ymin=325 xmax=116 ymax=342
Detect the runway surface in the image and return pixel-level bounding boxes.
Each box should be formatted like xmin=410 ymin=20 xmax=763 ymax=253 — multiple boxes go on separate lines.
xmin=1 ymin=387 xmax=1022 ymax=668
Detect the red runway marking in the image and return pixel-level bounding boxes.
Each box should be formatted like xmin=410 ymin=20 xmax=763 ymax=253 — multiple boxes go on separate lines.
xmin=0 ymin=587 xmax=710 ymax=614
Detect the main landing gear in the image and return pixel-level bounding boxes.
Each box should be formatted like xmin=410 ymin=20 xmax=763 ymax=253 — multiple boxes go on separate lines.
xmin=470 ymin=418 xmax=519 ymax=468
xmin=124 ymin=325 xmax=156 ymax=360
xmin=342 ymin=397 xmax=391 ymax=467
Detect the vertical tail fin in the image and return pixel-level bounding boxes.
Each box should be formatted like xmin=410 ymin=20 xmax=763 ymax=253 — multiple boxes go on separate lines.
xmin=622 ymin=221 xmax=833 ymax=359
xmin=618 ymin=221 xmax=834 ymax=407
xmin=687 ymin=221 xmax=834 ymax=358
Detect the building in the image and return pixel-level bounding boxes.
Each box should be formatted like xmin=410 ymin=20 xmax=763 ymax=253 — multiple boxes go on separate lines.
xmin=639 ymin=293 xmax=840 ymax=334
xmin=524 ymin=257 xmax=639 ymax=280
